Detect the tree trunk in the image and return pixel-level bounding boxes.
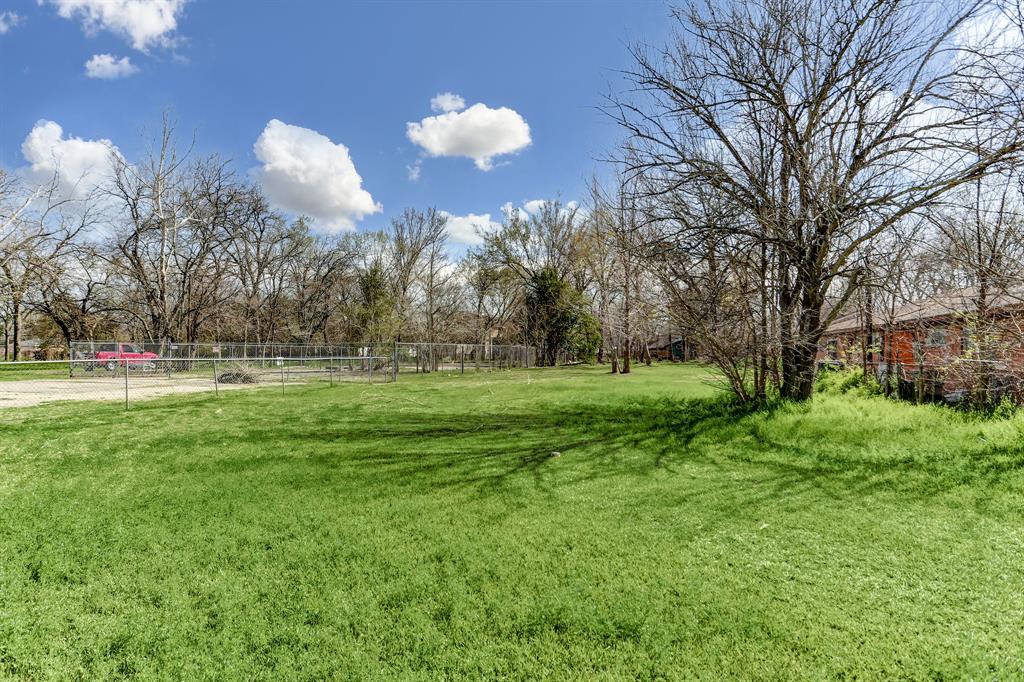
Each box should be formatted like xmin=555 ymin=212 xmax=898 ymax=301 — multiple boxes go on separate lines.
xmin=11 ymin=299 xmax=20 ymax=360
xmin=622 ymin=248 xmax=632 ymax=375
xmin=780 ymin=342 xmax=817 ymax=400
xmin=780 ymin=298 xmax=822 ymax=401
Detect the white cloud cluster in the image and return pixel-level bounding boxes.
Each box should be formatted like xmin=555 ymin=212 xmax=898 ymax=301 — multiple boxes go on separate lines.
xmin=501 ymin=201 xmax=529 ymax=221
xmin=45 ymin=0 xmax=186 ymax=50
xmin=252 ymin=119 xmax=381 ymax=233
xmin=439 ymin=211 xmax=501 ymax=246
xmin=430 ymin=92 xmax=465 ymax=113
xmin=84 ymin=53 xmax=139 ymax=79
xmin=0 ymin=11 xmax=23 ymax=34
xmin=20 ymin=120 xmax=119 ymax=199
xmin=407 ymin=94 xmax=531 ymax=171
xmin=523 ymin=199 xmax=547 ymax=215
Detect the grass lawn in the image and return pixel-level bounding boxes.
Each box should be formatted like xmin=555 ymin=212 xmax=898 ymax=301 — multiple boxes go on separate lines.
xmin=0 ymin=361 xmax=73 ymax=382
xmin=1 ymin=363 xmax=1023 ymax=679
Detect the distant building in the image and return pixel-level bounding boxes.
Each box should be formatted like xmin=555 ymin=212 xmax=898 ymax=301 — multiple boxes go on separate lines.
xmin=647 ymin=334 xmax=698 ymax=361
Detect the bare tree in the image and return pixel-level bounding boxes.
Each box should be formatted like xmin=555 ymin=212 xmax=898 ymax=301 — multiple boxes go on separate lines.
xmin=615 ymin=0 xmax=1024 ymax=399
xmin=104 ymin=119 xmax=195 ymax=346
xmin=463 ymin=253 xmax=521 ymax=346
xmin=222 ymin=188 xmax=298 ymax=345
xmin=421 ymin=225 xmax=460 ymax=345
xmin=388 ymin=208 xmax=446 ymax=340
xmin=34 ymin=241 xmax=112 ymax=351
xmin=0 ymin=172 xmax=92 ymax=358
xmin=923 ymin=171 xmax=1024 ymax=402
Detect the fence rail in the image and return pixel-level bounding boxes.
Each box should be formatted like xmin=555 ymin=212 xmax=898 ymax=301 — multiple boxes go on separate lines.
xmin=69 ymin=340 xmax=394 ymax=361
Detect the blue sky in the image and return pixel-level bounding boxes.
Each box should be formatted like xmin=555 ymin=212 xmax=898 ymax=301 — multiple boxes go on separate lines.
xmin=0 ymin=0 xmax=670 ymax=241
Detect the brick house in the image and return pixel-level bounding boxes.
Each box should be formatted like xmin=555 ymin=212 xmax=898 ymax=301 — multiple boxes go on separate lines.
xmin=817 ymin=287 xmax=1024 ymax=400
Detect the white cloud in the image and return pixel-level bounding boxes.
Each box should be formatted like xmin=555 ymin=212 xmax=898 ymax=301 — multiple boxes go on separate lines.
xmin=523 ymin=199 xmax=547 ymax=215
xmin=252 ymin=119 xmax=381 ymax=233
xmin=406 ymin=160 xmax=422 ymax=182
xmin=0 ymin=11 xmax=23 ymax=34
xmin=501 ymin=201 xmax=528 ymax=222
xmin=430 ymin=92 xmax=466 ymax=113
xmin=20 ymin=120 xmax=119 ymax=200
xmin=439 ymin=211 xmax=501 ymax=246
xmin=407 ymin=100 xmax=531 ymax=171
xmin=45 ymin=0 xmax=186 ymax=51
xmin=84 ymin=53 xmax=139 ymax=79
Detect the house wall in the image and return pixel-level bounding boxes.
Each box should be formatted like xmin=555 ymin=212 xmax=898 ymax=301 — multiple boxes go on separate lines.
xmin=818 ymin=314 xmax=1024 ymax=396
xmin=820 ymin=325 xmax=962 ymax=364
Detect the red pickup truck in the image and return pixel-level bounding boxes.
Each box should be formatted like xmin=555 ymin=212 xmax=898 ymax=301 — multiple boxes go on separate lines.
xmin=92 ymin=343 xmax=160 ymax=371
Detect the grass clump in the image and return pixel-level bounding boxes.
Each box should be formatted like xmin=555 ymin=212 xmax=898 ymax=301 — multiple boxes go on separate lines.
xmin=815 ymin=365 xmax=885 ymax=398
xmin=1 ymin=363 xmax=1023 ymax=679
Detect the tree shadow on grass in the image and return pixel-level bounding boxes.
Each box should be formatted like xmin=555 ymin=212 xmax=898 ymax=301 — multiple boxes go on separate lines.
xmin=214 ymin=391 xmax=1024 ymax=518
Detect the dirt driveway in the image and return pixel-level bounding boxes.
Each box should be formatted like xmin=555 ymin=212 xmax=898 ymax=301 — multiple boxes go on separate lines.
xmin=0 ymin=376 xmax=256 ymax=409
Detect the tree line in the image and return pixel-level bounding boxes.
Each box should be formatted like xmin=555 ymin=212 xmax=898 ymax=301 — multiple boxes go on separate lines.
xmin=0 ymin=122 xmax=656 ymax=368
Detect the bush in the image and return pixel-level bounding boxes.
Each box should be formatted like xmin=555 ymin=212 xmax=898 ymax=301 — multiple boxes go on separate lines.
xmin=816 ymin=367 xmax=882 ymax=397
xmin=217 ymin=364 xmax=259 ymax=384
xmin=992 ymin=395 xmax=1018 ymax=420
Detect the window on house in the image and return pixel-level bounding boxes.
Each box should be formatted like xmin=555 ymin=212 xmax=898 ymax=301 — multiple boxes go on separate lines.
xmin=926 ymin=328 xmax=947 ymax=347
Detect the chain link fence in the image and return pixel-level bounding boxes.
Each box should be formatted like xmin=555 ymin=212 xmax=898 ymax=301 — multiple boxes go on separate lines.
xmin=0 ymin=355 xmax=391 ymax=410
xmin=2 ymin=340 xmax=538 ymax=409
xmin=69 ymin=340 xmax=393 ymax=364
xmin=392 ymin=342 xmax=535 ymax=376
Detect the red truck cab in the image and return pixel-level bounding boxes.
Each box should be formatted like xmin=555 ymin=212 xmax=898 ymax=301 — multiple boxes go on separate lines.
xmin=94 ymin=343 xmax=160 ymax=370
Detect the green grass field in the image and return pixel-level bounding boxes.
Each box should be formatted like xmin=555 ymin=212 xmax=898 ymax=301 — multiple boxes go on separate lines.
xmin=2 ymin=363 xmax=1023 ymax=679
xmin=0 ymin=361 xmax=72 ymax=382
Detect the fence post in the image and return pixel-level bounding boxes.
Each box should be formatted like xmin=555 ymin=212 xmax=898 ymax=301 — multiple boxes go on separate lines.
xmin=460 ymin=345 xmax=465 ymax=375
xmin=124 ymin=360 xmax=129 ymax=410
xmin=280 ymin=362 xmax=286 ymax=393
xmin=369 ymin=356 xmax=374 ymax=384
xmin=213 ymin=358 xmax=219 ymax=396
xmin=392 ymin=346 xmax=398 ymax=383
xmin=329 ymin=356 xmax=334 ymax=387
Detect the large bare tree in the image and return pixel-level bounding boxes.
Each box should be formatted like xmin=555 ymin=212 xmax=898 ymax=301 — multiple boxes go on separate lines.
xmin=616 ymin=0 xmax=1024 ymax=399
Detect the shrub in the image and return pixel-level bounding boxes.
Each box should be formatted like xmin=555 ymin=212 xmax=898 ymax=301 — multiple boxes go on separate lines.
xmin=217 ymin=364 xmax=259 ymax=384
xmin=816 ymin=367 xmax=883 ymax=397
xmin=992 ymin=396 xmax=1018 ymax=420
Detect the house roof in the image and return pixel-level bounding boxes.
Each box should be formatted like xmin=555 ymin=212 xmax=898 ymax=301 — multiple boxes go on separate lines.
xmin=647 ymin=334 xmax=684 ymax=350
xmin=824 ymin=285 xmax=1024 ymax=336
